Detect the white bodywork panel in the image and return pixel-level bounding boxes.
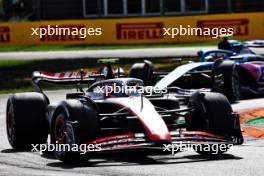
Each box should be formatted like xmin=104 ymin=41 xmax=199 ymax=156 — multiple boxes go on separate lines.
xmin=104 ymin=96 xmax=170 ymax=140
xmin=155 ymin=62 xmax=212 ymax=90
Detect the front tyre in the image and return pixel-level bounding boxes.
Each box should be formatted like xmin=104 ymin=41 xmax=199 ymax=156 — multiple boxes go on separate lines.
xmin=187 ymin=92 xmax=243 ymax=155
xmin=51 ymin=100 xmax=98 ymax=163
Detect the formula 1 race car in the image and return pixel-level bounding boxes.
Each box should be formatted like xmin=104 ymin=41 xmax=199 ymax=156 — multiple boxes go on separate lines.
xmin=6 ymin=70 xmax=243 ymax=162
xmin=197 ymin=39 xmax=259 ymax=63
xmin=128 ymin=43 xmax=264 ymax=103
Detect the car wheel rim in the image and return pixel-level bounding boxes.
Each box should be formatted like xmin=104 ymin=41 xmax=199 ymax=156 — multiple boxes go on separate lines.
xmin=54 ymin=115 xmax=66 ymax=144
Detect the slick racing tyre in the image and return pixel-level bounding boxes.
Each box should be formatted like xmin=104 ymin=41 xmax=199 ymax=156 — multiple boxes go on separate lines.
xmin=6 ymin=92 xmax=48 ymax=150
xmin=212 ymin=60 xmax=240 ymax=103
xmin=129 ymin=60 xmax=154 ymax=86
xmin=187 ymin=92 xmax=239 ymax=155
xmin=51 ymin=99 xmax=98 ymax=163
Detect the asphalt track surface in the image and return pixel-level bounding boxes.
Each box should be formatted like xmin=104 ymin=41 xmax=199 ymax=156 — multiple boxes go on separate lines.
xmin=0 ymin=90 xmax=263 ymax=176
xmin=0 ymin=47 xmax=263 ymax=60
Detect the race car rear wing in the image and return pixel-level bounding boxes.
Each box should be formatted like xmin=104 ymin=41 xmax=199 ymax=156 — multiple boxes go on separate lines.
xmin=32 ymin=70 xmax=104 ymax=92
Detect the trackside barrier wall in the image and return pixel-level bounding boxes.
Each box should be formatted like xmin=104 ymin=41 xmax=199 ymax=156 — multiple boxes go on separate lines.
xmin=0 ymin=12 xmax=263 ymax=45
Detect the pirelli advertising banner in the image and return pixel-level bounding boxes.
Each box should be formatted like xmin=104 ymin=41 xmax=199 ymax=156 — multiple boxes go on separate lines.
xmin=0 ymin=12 xmax=263 ymax=45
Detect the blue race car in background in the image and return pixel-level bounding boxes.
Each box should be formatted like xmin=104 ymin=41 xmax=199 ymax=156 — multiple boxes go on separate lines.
xmin=198 ymin=39 xmax=256 ymax=62
xmin=129 ymin=40 xmax=264 ymax=103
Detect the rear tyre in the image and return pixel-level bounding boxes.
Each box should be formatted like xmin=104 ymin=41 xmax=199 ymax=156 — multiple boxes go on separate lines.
xmin=128 ymin=60 xmax=154 ymax=86
xmin=187 ymin=92 xmax=239 ymax=155
xmin=212 ymin=60 xmax=240 ymax=103
xmin=51 ymin=99 xmax=98 ymax=163
xmin=6 ymin=92 xmax=48 ymax=150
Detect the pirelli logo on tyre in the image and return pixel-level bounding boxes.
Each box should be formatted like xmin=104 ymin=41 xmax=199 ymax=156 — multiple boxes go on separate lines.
xmin=197 ymin=19 xmax=249 ymax=37
xmin=0 ymin=26 xmax=10 ymax=43
xmin=116 ymin=22 xmax=164 ymax=40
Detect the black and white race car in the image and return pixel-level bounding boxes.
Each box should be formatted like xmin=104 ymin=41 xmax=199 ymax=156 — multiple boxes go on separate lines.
xmin=6 ymin=70 xmax=243 ymax=162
